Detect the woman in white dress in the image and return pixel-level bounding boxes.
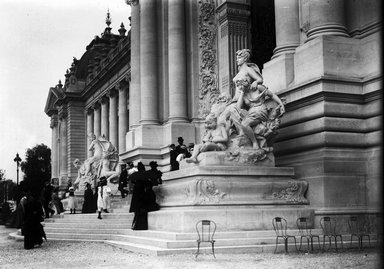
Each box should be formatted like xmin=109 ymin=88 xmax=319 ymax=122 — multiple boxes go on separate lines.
xmin=96 ymin=177 xmax=111 ymax=219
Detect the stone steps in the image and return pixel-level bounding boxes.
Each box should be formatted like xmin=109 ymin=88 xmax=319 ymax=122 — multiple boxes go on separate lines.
xmin=8 ymin=198 xmax=378 ymax=256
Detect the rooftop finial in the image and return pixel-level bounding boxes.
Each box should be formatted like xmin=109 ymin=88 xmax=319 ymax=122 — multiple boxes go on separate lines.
xmin=106 ymin=9 xmax=111 ymax=27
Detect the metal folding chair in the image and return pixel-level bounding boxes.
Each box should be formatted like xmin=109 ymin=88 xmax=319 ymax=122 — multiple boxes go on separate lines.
xmin=195 ymin=220 xmax=216 ymax=258
xmin=320 ymin=217 xmax=344 ymax=251
xmin=272 ymin=217 xmax=298 ymax=253
xmin=348 ymin=216 xmax=371 ymax=250
xmin=296 ymin=217 xmax=321 ymax=253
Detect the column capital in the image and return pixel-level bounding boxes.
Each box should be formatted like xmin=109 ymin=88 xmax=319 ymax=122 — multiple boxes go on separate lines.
xmin=107 ymin=88 xmax=118 ymax=98
xmin=86 ymin=107 xmax=94 ymax=115
xmin=50 ymin=114 xmax=58 ymax=128
xmin=118 ymin=79 xmax=129 ymax=91
xmin=125 ymin=0 xmax=139 ymax=6
xmin=91 ymin=101 xmax=101 ymax=110
xmin=101 ymin=95 xmax=109 ymax=104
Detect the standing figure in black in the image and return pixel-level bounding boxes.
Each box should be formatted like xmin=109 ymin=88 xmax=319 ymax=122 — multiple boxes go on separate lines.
xmin=169 ymin=144 xmax=179 ymax=171
xmin=82 ymin=182 xmax=95 ymax=213
xmin=42 ymin=180 xmax=54 ymax=218
xmin=147 ymin=161 xmax=162 ymax=211
xmin=129 ymin=162 xmax=159 ymax=230
xmin=23 ymin=191 xmax=47 ymax=249
xmin=118 ymin=163 xmax=129 ymax=198
xmin=175 ymin=137 xmax=191 ymax=160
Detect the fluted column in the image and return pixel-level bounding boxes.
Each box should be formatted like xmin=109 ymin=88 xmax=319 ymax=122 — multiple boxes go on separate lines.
xmin=108 ymin=89 xmax=118 ymax=150
xmin=50 ymin=114 xmax=59 ymax=179
xmin=216 ymin=1 xmax=251 ymax=95
xmin=303 ymin=0 xmax=349 ymax=41
xmin=93 ymin=102 xmax=101 ymax=138
xmin=168 ymin=0 xmax=188 ymax=122
xmin=101 ymin=96 xmax=109 ymax=138
xmin=86 ymin=108 xmax=94 ymax=158
xmin=118 ymin=81 xmax=128 ymax=154
xmin=127 ymin=0 xmax=141 ymax=128
xmin=140 ymin=0 xmax=159 ymax=124
xmin=58 ymin=109 xmax=68 ymax=182
xmin=273 ymin=0 xmax=300 ymax=57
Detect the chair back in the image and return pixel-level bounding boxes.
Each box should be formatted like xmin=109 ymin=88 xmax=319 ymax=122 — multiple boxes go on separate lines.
xmin=297 ymin=217 xmax=312 ymax=236
xmin=348 ymin=216 xmax=361 ymax=234
xmin=320 ymin=217 xmax=337 ymax=235
xmin=196 ymin=220 xmax=216 ymax=242
xmin=272 ymin=217 xmax=289 ymax=237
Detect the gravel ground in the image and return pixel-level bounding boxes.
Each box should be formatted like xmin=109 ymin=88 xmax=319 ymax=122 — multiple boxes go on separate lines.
xmin=0 ymin=228 xmax=382 ymax=269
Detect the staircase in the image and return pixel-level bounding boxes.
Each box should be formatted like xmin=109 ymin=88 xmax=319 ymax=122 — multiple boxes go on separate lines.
xmin=9 ymin=197 xmax=377 ymax=256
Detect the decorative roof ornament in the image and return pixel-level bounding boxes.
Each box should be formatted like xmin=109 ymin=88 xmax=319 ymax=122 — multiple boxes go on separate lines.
xmin=118 ymin=22 xmax=126 ymax=36
xmin=106 ymin=9 xmax=111 ymax=27
xmin=103 ymin=9 xmax=112 ymax=36
xmin=57 ymin=80 xmax=63 ymax=88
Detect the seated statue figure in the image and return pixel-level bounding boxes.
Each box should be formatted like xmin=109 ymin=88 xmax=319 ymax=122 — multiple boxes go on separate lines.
xmin=73 ymin=159 xmax=92 ymax=190
xmin=225 ymin=49 xmax=285 ymax=151
xmin=186 ymin=113 xmax=229 ymax=163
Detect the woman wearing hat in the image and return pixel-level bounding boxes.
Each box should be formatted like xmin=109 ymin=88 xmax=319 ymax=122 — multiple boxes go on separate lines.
xmin=67 ymin=186 xmax=77 ymax=214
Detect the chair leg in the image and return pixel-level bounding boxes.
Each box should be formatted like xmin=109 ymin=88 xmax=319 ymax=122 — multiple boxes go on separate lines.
xmin=211 ymin=242 xmax=216 ymax=259
xmin=339 ymin=235 xmax=344 ymax=250
xmin=292 ymin=236 xmax=298 ymax=253
xmin=367 ymin=235 xmax=371 ymax=248
xmin=315 ymin=236 xmax=321 ymax=252
xmin=299 ymin=237 xmax=303 ymax=252
xmin=274 ymin=237 xmax=279 ymax=253
xmin=195 ymin=242 xmax=200 ymax=258
xmin=284 ymin=238 xmax=288 ymax=253
xmin=335 ymin=236 xmax=339 ymax=251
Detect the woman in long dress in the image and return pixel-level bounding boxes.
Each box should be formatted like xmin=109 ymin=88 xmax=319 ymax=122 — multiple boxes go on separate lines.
xmin=129 ymin=162 xmax=154 ymax=230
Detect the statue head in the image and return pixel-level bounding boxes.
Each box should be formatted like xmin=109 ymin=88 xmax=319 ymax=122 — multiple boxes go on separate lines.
xmin=236 ymin=49 xmax=251 ymax=66
xmin=205 ymin=113 xmax=217 ymax=130
xmin=73 ymin=159 xmax=81 ymax=168
xmin=88 ymin=133 xmax=96 ymax=140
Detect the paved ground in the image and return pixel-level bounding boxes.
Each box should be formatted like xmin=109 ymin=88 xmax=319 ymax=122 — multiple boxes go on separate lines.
xmin=0 ymin=226 xmax=382 ymax=269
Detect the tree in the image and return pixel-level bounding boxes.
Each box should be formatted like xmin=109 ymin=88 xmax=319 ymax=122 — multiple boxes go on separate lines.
xmin=20 ymin=144 xmax=51 ymax=195
xmin=0 ymin=169 xmax=5 ymax=181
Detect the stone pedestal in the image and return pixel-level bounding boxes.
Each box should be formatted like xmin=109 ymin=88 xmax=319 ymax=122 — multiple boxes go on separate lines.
xmin=149 ymin=152 xmax=311 ymax=232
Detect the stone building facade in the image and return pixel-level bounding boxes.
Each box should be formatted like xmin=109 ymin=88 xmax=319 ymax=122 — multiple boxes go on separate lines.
xmin=45 ymin=0 xmax=381 ymax=219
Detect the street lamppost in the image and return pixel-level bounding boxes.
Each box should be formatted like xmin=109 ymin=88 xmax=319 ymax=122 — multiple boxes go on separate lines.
xmin=13 ymin=153 xmax=22 ymax=185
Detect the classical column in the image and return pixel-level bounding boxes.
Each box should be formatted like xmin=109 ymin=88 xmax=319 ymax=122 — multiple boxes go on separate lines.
xmin=127 ymin=0 xmax=140 ymax=128
xmin=118 ymin=81 xmax=128 ymax=153
xmin=302 ymin=0 xmax=349 ymax=41
xmin=86 ymin=108 xmax=94 ymax=158
xmin=101 ymin=96 xmax=109 ymax=139
xmin=168 ymin=0 xmax=188 ymax=122
xmin=108 ymin=88 xmax=118 ymax=149
xmin=50 ymin=114 xmax=59 ymax=179
xmin=273 ymin=0 xmax=300 ymax=57
xmin=140 ymin=0 xmax=159 ymax=124
xmin=216 ymin=1 xmax=251 ymax=95
xmin=58 ymin=109 xmax=68 ymax=182
xmin=93 ymin=102 xmax=101 ymax=138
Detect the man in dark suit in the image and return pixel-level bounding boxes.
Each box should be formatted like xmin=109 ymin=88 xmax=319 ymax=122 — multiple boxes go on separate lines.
xmin=118 ymin=163 xmax=129 ymax=198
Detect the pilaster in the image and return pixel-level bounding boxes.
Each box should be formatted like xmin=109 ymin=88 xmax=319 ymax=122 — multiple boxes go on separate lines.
xmin=101 ymin=96 xmax=109 ymax=138
xmin=108 ymin=88 xmax=119 ymax=150
xmin=216 ymin=0 xmax=251 ymax=96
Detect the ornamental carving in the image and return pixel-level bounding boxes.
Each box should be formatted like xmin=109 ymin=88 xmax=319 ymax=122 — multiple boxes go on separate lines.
xmin=184 ymin=178 xmax=226 ymax=205
xmin=272 ymin=181 xmax=308 ymax=204
xmin=198 ymin=0 xmax=219 ymax=118
xmin=125 ymin=0 xmax=139 ymax=6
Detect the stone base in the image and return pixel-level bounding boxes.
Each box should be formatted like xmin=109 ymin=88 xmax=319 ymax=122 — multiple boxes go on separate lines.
xmin=148 ymin=206 xmax=314 ymax=232
xmin=157 ymin=163 xmax=307 ymax=207
xmin=150 ymin=157 xmax=310 ymax=232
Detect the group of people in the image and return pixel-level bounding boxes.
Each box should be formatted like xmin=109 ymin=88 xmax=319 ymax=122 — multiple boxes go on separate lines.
xmin=125 ymin=161 xmax=162 ymax=230
xmin=169 ymin=137 xmax=194 ymax=171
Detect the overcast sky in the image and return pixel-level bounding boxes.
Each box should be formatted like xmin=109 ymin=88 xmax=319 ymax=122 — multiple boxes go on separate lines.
xmin=0 ymin=0 xmax=131 ymax=181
